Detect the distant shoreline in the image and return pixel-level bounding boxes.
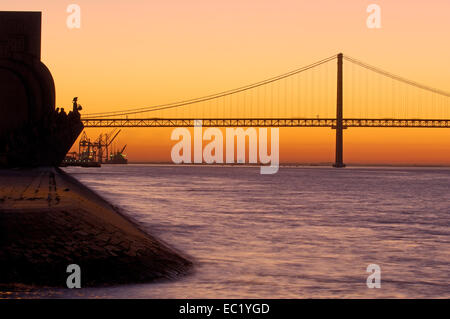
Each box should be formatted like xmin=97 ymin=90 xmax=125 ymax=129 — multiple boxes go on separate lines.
xmin=125 ymin=162 xmax=450 ymax=168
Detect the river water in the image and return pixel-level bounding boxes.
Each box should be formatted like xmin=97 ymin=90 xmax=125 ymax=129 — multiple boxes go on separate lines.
xmin=15 ymin=165 xmax=450 ymax=298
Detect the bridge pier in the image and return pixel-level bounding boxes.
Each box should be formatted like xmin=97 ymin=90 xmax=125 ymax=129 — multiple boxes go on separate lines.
xmin=333 ymin=53 xmax=346 ymax=168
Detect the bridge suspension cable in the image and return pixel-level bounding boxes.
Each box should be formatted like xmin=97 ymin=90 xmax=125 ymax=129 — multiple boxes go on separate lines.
xmin=81 ymin=53 xmax=450 ymax=121
xmin=343 ymin=55 xmax=450 ymax=119
xmin=344 ymin=55 xmax=450 ymax=98
xmin=83 ymin=54 xmax=337 ymax=118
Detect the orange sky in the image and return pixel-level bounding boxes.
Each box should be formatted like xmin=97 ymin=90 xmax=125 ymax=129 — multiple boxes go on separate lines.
xmin=3 ymin=0 xmax=450 ymax=164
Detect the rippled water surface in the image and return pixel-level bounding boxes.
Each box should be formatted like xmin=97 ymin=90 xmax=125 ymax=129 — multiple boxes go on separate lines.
xmin=18 ymin=165 xmax=450 ymax=298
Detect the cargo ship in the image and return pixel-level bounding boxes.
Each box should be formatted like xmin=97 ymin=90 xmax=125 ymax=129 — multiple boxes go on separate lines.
xmin=106 ymin=145 xmax=128 ymax=164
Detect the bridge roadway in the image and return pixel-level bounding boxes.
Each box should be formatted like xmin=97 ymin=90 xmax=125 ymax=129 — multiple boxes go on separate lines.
xmin=81 ymin=118 xmax=450 ymax=128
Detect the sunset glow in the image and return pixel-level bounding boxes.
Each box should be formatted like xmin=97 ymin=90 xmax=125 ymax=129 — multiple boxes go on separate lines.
xmin=3 ymin=0 xmax=450 ymax=164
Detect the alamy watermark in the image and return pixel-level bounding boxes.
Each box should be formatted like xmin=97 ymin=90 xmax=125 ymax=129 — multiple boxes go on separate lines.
xmin=170 ymin=120 xmax=279 ymax=174
xmin=366 ymin=264 xmax=381 ymax=288
xmin=66 ymin=4 xmax=81 ymax=29
xmin=366 ymin=4 xmax=381 ymax=29
xmin=66 ymin=264 xmax=81 ymax=288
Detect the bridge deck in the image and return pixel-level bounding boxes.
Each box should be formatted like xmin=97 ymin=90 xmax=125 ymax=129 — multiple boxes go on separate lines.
xmin=81 ymin=118 xmax=450 ymax=128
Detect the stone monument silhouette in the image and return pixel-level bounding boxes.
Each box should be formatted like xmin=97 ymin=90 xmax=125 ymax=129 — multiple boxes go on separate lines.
xmin=0 ymin=11 xmax=83 ymax=167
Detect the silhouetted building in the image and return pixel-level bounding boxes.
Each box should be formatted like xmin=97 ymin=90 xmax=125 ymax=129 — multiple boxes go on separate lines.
xmin=0 ymin=11 xmax=83 ymax=167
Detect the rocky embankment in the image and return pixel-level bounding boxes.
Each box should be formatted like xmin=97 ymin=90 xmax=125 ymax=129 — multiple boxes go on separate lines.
xmin=0 ymin=167 xmax=191 ymax=287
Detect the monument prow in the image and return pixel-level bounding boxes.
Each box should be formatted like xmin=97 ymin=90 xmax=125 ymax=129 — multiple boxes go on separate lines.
xmin=0 ymin=11 xmax=83 ymax=167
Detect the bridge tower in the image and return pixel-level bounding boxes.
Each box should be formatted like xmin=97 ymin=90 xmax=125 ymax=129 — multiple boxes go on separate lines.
xmin=333 ymin=53 xmax=346 ymax=168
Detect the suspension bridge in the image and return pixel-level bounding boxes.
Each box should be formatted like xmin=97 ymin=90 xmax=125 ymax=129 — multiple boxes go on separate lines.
xmin=81 ymin=53 xmax=450 ymax=167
